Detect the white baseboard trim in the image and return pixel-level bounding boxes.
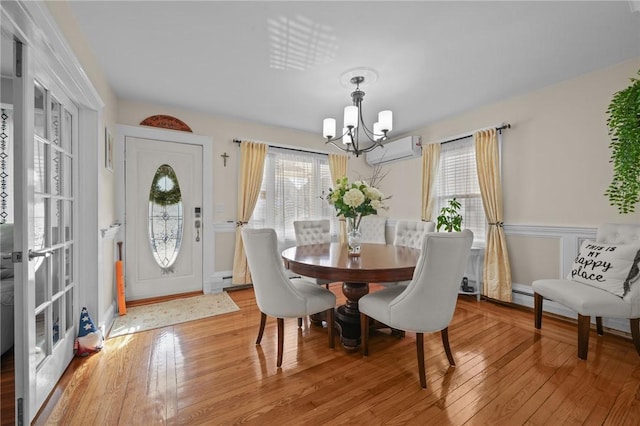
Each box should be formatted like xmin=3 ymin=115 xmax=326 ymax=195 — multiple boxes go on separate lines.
xmin=100 ymin=301 xmax=117 ymax=339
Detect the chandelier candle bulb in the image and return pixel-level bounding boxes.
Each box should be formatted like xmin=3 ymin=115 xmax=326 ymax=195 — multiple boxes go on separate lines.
xmin=323 ymin=118 xmax=336 ymax=139
xmin=379 ymin=110 xmax=392 ymax=132
xmin=344 ymin=105 xmax=358 ymax=128
xmin=373 ymin=122 xmax=382 ymax=141
xmin=342 ymin=127 xmax=352 ymax=144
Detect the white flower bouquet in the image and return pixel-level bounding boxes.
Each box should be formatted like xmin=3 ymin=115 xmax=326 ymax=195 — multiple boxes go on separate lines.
xmin=326 ymin=176 xmax=386 ymax=229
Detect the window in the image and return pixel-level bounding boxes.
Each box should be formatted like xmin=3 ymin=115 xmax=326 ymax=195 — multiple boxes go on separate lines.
xmin=433 ymin=138 xmax=486 ymax=245
xmin=250 ymin=147 xmax=336 ymax=248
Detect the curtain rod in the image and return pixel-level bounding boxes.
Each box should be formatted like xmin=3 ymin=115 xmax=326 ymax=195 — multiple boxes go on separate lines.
xmin=438 ymin=123 xmax=511 ymax=145
xmin=233 ymin=139 xmax=331 ymax=156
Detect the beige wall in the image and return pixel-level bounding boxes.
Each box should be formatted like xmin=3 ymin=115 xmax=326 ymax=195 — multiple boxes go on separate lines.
xmin=381 ymin=57 xmax=640 ymax=227
xmin=377 ymin=57 xmax=640 ymax=286
xmin=506 ymin=235 xmax=560 ymax=284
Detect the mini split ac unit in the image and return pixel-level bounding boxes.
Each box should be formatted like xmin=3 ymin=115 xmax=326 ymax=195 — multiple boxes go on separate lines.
xmin=365 ymin=136 xmax=422 ymax=166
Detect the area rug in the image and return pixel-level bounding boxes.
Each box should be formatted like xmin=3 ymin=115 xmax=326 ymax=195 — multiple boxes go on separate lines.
xmin=108 ymin=292 xmax=239 ymax=338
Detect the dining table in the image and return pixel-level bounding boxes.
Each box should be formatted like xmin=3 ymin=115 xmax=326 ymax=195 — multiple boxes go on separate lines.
xmin=282 ymin=242 xmax=421 ymax=350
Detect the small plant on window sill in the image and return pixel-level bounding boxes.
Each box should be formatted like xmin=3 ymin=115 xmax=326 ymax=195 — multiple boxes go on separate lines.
xmin=436 ymin=198 xmax=463 ymax=232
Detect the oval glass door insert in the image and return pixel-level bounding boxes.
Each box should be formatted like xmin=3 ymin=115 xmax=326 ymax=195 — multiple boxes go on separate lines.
xmin=148 ymin=164 xmax=183 ymax=272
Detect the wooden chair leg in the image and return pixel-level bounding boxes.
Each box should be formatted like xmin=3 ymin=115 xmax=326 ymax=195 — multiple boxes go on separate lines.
xmin=630 ymin=318 xmax=640 ymax=356
xmin=360 ymin=313 xmax=369 ymax=356
xmin=596 ymin=317 xmax=603 ymax=336
xmin=417 ymin=333 xmax=427 ymax=389
xmin=298 ymin=318 xmax=302 ymax=328
xmin=534 ymin=293 xmax=543 ymax=329
xmin=276 ymin=318 xmax=284 ymax=367
xmin=327 ymin=308 xmax=335 ymax=349
xmin=256 ymin=312 xmax=267 ymax=345
xmin=441 ymin=327 xmax=455 ymax=366
xmin=577 ymin=314 xmax=590 ymax=360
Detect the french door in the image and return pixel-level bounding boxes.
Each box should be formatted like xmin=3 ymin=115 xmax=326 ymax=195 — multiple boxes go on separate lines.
xmin=11 ymin=38 xmax=79 ymax=422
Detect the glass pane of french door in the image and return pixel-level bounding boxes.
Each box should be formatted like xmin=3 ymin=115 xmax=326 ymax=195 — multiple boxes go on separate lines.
xmin=32 ymin=80 xmax=76 ymax=371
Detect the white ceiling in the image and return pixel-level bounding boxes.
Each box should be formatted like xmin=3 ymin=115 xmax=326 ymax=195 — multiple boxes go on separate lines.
xmin=67 ymin=1 xmax=640 ymax=138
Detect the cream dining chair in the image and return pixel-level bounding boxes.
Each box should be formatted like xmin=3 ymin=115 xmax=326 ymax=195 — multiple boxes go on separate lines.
xmin=293 ymin=219 xmax=332 ymax=288
xmin=394 ymin=220 xmax=436 ymax=250
xmin=385 ymin=220 xmax=436 ymax=287
xmin=360 ymin=230 xmax=473 ymax=388
xmin=241 ymin=227 xmax=336 ymax=367
xmin=358 ymin=216 xmax=387 ymax=244
xmin=532 ymin=223 xmax=640 ymax=360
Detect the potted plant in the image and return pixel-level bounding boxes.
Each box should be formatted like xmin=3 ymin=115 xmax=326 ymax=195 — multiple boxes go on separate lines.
xmin=605 ymin=69 xmax=640 ymax=214
xmin=436 ymin=198 xmax=463 ymax=232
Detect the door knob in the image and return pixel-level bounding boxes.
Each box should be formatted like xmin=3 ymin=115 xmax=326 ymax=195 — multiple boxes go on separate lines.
xmin=28 ymin=249 xmax=51 ymax=260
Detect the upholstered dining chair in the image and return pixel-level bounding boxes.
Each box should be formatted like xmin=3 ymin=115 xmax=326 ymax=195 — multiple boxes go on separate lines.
xmin=293 ymin=219 xmax=332 ymax=288
xmin=393 ymin=220 xmax=436 ymax=249
xmin=533 ymin=223 xmax=640 ymax=360
xmin=241 ymin=227 xmax=336 ymax=367
xmin=358 ymin=216 xmax=387 ymax=244
xmin=385 ymin=220 xmax=436 ymax=286
xmin=360 ymin=229 xmax=473 ymax=388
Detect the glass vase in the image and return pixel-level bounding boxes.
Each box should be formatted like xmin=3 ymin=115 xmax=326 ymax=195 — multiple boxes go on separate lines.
xmin=347 ymin=217 xmax=362 ymax=257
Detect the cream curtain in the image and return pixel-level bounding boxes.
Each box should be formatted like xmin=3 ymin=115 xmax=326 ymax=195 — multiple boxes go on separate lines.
xmin=328 ymin=153 xmax=348 ymax=243
xmin=421 ymin=143 xmax=441 ymax=221
xmin=232 ymin=141 xmax=268 ymax=284
xmin=474 ymin=129 xmax=512 ymax=302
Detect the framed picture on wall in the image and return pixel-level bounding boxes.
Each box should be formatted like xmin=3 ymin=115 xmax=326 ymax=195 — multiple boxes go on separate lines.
xmin=105 ymin=127 xmax=113 ymax=172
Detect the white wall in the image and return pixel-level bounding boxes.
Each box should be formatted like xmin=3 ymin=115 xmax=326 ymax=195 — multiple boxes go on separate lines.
xmin=45 ymin=1 xmax=119 ymax=321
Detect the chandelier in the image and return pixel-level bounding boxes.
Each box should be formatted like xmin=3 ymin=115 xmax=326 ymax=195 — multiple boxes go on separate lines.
xmin=322 ymin=72 xmax=393 ymax=157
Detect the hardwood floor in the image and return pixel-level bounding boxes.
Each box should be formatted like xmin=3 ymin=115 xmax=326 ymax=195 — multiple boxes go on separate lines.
xmin=5 ymin=284 xmax=639 ymax=425
xmin=0 ymin=348 xmax=14 ymax=426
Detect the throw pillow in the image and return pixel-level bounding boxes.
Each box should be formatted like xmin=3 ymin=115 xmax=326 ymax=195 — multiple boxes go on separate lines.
xmin=567 ymin=240 xmax=640 ymax=297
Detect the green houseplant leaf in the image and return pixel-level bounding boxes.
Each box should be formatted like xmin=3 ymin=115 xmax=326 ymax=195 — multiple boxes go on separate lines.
xmin=436 ymin=198 xmax=463 ymax=232
xmin=605 ymin=69 xmax=640 ymax=214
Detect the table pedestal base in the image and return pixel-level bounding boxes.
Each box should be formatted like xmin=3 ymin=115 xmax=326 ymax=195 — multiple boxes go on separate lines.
xmin=335 ymin=282 xmax=369 ymax=351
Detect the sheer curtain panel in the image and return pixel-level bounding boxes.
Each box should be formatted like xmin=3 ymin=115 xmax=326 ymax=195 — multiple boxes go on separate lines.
xmin=251 ymin=147 xmax=336 ymax=251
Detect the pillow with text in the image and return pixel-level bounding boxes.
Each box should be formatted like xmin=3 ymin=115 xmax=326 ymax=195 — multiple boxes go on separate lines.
xmin=567 ymin=240 xmax=640 ymax=297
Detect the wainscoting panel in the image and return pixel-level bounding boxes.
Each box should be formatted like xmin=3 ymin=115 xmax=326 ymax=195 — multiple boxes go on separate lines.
xmin=213 ymin=222 xmax=630 ymax=332
xmin=505 ymin=224 xmax=631 ymax=333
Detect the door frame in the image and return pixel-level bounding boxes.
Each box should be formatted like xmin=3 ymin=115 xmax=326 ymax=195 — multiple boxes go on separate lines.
xmin=115 ymin=125 xmax=215 ymax=297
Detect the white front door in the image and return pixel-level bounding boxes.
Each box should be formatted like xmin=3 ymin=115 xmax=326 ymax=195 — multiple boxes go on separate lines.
xmin=125 ymin=137 xmax=203 ymax=300
xmin=9 ymin=36 xmax=79 ymax=422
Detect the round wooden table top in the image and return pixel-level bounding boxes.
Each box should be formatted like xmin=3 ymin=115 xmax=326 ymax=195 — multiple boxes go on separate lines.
xmin=282 ymin=243 xmax=421 ymax=283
